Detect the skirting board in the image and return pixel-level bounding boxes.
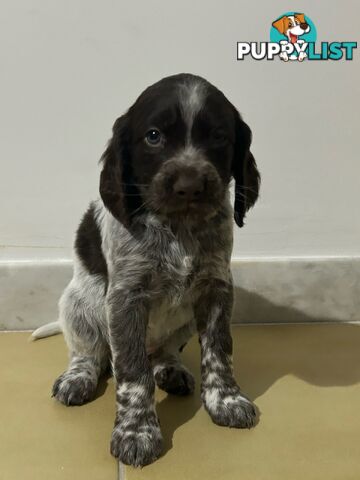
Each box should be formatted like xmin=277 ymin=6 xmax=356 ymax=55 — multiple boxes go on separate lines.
xmin=0 ymin=257 xmax=359 ymax=331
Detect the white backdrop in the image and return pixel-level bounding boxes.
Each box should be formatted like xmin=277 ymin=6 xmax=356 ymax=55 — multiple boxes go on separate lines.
xmin=1 ymin=0 xmax=359 ymax=261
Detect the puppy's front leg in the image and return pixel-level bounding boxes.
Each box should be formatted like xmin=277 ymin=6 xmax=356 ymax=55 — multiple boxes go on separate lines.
xmin=195 ymin=278 xmax=257 ymax=429
xmin=107 ymin=284 xmax=162 ymax=467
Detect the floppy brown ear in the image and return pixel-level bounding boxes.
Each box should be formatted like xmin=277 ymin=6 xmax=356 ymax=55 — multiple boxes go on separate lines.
xmin=294 ymin=13 xmax=306 ymax=24
xmin=99 ymin=114 xmax=142 ymax=226
xmin=232 ymin=112 xmax=260 ymax=228
xmin=272 ymin=16 xmax=287 ymax=35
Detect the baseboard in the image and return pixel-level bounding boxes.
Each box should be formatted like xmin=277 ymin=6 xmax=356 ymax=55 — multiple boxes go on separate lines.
xmin=0 ymin=260 xmax=72 ymax=331
xmin=0 ymin=257 xmax=359 ymax=331
xmin=231 ymin=257 xmax=359 ymax=324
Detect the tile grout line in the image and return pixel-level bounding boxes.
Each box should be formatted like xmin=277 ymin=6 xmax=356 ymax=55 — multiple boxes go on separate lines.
xmin=118 ymin=462 xmax=126 ymax=480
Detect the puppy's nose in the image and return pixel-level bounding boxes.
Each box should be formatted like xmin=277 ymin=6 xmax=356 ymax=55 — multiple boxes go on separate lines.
xmin=300 ymin=22 xmax=308 ymax=30
xmin=173 ymin=173 xmax=204 ymax=201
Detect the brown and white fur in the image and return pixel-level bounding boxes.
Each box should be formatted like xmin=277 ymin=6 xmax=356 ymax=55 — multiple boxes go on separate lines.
xmin=32 ymin=73 xmax=261 ymax=467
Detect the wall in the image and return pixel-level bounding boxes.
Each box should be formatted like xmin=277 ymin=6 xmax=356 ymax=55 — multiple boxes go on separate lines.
xmin=0 ymin=0 xmax=359 ymax=262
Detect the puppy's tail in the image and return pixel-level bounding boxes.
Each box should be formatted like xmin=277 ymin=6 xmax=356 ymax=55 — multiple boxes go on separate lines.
xmin=30 ymin=321 xmax=62 ymax=340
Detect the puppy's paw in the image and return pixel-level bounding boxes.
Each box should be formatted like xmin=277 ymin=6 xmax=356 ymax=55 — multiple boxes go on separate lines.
xmin=111 ymin=417 xmax=163 ymax=467
xmin=203 ymin=386 xmax=257 ymax=429
xmin=52 ymin=371 xmax=97 ymax=406
xmin=298 ymin=52 xmax=307 ymax=61
xmin=155 ymin=364 xmax=195 ymax=396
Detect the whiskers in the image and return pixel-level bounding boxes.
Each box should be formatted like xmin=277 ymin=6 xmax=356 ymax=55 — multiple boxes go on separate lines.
xmin=119 ymin=182 xmax=151 ymax=188
xmin=129 ymin=197 xmax=156 ymax=217
xmin=235 ymin=191 xmax=246 ymax=201
xmin=121 ymin=182 xmax=149 ymax=197
xmin=234 ymin=185 xmax=259 ymax=202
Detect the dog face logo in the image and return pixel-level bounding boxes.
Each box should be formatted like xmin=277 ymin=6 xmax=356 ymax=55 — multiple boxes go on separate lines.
xmin=272 ymin=14 xmax=310 ymax=43
xmin=271 ymin=12 xmax=315 ymax=62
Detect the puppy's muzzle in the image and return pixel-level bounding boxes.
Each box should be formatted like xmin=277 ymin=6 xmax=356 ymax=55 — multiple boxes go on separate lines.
xmin=173 ymin=171 xmax=205 ymax=202
xmin=149 ymin=157 xmax=224 ymax=215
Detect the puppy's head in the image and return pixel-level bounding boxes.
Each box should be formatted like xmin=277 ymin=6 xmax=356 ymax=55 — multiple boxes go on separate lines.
xmin=272 ymin=13 xmax=310 ymax=41
xmin=100 ymin=74 xmax=260 ymax=228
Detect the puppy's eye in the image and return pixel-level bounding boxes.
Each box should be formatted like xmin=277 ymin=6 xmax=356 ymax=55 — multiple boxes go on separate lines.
xmin=145 ymin=129 xmax=162 ymax=146
xmin=211 ymin=129 xmax=228 ymax=144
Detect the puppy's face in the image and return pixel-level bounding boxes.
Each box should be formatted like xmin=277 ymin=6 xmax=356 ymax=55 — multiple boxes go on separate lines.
xmin=129 ymin=79 xmax=236 ymax=221
xmin=100 ymin=74 xmax=260 ymax=228
xmin=272 ymin=14 xmax=310 ymax=43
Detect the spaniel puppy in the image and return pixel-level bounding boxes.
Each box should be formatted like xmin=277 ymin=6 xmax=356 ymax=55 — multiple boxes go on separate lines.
xmin=39 ymin=73 xmax=260 ymax=467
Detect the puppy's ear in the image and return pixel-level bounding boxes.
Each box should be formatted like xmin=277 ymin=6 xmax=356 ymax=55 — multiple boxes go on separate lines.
xmin=99 ymin=114 xmax=142 ymax=226
xmin=232 ymin=111 xmax=260 ymax=228
xmin=294 ymin=13 xmax=306 ymax=24
xmin=272 ymin=16 xmax=288 ymax=35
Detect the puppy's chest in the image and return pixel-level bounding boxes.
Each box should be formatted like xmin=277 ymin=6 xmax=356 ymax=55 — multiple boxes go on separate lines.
xmin=146 ymin=242 xmax=200 ymax=350
xmin=146 ymin=298 xmax=194 ymax=352
xmin=155 ymin=242 xmax=200 ymax=303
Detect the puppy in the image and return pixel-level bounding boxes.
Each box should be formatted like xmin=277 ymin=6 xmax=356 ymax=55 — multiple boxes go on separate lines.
xmin=40 ymin=73 xmax=260 ymax=467
xmin=272 ymin=13 xmax=310 ymax=61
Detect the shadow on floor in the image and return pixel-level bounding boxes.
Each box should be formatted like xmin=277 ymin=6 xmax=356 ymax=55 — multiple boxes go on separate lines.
xmin=156 ymin=287 xmax=360 ymax=454
xmin=94 ymin=370 xmax=112 ymax=401
xmin=232 ymin=287 xmax=360 ymax=397
xmin=156 ymin=387 xmax=202 ymax=456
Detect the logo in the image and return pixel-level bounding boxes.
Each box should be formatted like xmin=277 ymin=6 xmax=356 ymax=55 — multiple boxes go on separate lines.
xmin=237 ymin=12 xmax=357 ymax=62
xmin=270 ymin=12 xmax=316 ymax=61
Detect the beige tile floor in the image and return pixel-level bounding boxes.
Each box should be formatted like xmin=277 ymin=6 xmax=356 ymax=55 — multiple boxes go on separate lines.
xmin=1 ymin=324 xmax=360 ymax=480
